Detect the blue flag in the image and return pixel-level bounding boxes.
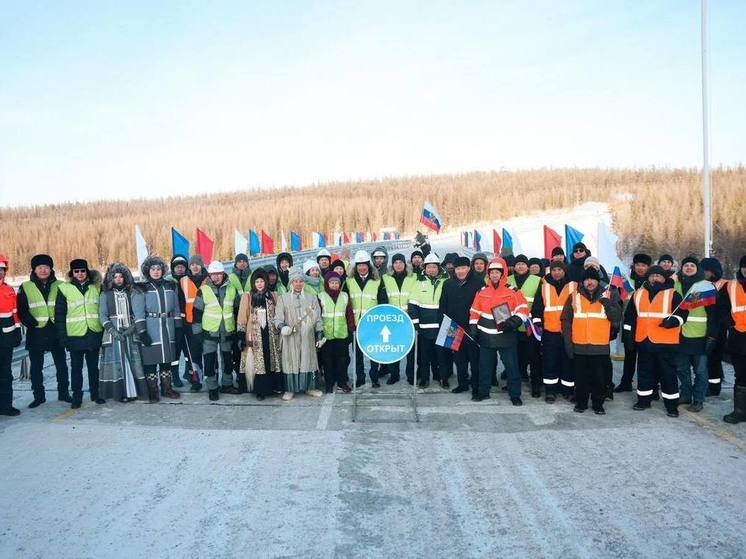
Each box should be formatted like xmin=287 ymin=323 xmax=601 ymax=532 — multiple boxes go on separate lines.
xmin=565 ymin=224 xmax=584 ymax=259
xmin=290 ymin=231 xmax=302 ymax=251
xmin=249 ymin=229 xmax=261 ymax=256
xmin=171 ymin=227 xmax=190 ymax=258
xmin=502 ymin=228 xmax=513 ymax=255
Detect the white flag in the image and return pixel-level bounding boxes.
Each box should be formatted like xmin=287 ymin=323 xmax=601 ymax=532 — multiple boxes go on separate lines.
xmin=281 ymin=231 xmax=288 ymax=252
xmin=234 ymin=230 xmax=248 ymax=257
xmin=135 ymin=225 xmax=149 ymax=272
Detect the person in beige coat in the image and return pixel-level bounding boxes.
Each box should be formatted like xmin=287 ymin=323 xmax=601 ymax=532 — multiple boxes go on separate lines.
xmin=273 ymin=266 xmax=324 ymax=400
xmin=236 ymin=268 xmax=282 ymax=401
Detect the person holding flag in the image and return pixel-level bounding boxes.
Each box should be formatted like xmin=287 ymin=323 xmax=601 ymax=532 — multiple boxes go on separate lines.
xmin=623 ymin=265 xmax=688 ymax=417
xmin=701 ymin=257 xmax=728 ymax=395
xmin=409 ymin=253 xmax=447 ymax=388
xmin=615 ymin=253 xmax=652 ymax=394
xmin=532 ymin=260 xmax=575 ymax=402
xmin=674 ymin=257 xmax=720 ymax=412
xmin=438 ymin=256 xmax=484 ymax=396
xmin=721 ymin=255 xmax=746 ymax=424
xmin=469 ymin=257 xmax=528 ymax=405
xmin=561 ymin=268 xmax=621 ymax=414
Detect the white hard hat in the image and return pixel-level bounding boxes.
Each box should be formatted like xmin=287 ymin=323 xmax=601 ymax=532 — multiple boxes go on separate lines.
xmin=353 ymin=250 xmax=371 ymax=265
xmin=303 ymin=259 xmax=320 ymax=274
xmin=372 ymin=249 xmax=386 ymax=258
xmin=207 ymin=261 xmax=225 ymax=274
xmin=423 ymin=253 xmax=440 ymax=265
xmin=316 ymin=249 xmax=331 ymax=259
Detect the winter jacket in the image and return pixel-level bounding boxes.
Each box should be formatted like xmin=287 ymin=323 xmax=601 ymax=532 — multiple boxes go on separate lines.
xmin=132 ymin=278 xmax=182 ymax=366
xmin=439 ymin=271 xmax=484 ymax=329
xmin=623 ymin=278 xmax=687 ymax=353
xmin=192 ymin=276 xmax=240 ymax=340
xmin=674 ymin=270 xmax=720 ymax=354
xmin=567 ymin=253 xmax=609 ymax=284
xmin=54 ymin=270 xmax=104 ymax=352
xmin=409 ymin=275 xmax=446 ymax=339
xmin=719 ymin=271 xmax=746 ymax=355
xmin=531 ymin=274 xmax=576 ymax=333
xmin=17 ymin=272 xmax=65 ymax=352
xmin=0 ymin=279 xmax=22 ymax=349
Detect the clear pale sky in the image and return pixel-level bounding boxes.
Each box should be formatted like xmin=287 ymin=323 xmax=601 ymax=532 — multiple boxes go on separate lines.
xmin=1 ymin=0 xmax=744 ymax=207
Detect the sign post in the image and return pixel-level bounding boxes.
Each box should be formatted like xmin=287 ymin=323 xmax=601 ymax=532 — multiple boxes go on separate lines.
xmin=353 ymin=304 xmax=417 ymax=422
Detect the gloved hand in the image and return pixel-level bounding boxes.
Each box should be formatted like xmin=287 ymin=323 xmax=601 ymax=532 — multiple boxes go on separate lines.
xmin=705 ymin=337 xmax=718 ymax=355
xmin=599 ymin=297 xmax=616 ymax=313
xmin=469 ymin=325 xmax=479 ymax=340
xmin=315 ymin=338 xmax=326 ymax=349
xmin=315 ymin=330 xmax=323 ymax=342
xmin=281 ymin=326 xmax=292 ymax=337
xmin=659 ymin=316 xmax=680 ymax=329
xmin=238 ymin=337 xmax=247 ymax=351
xmin=112 ymin=329 xmax=125 ymax=341
xmin=502 ymin=315 xmax=523 ymax=332
xmin=139 ymin=331 xmax=153 ymax=346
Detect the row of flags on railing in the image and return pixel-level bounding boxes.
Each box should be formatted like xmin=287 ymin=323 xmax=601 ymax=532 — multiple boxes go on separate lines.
xmin=461 ymin=224 xmax=586 ymax=258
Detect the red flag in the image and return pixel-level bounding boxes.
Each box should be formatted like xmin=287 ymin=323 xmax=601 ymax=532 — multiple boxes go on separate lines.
xmin=543 ymin=225 xmax=562 ymax=259
xmin=261 ymin=230 xmax=274 ymax=254
xmin=492 ymin=229 xmax=502 ymax=255
xmin=343 ymin=232 xmax=351 ymax=244
xmin=195 ymin=228 xmax=214 ymax=263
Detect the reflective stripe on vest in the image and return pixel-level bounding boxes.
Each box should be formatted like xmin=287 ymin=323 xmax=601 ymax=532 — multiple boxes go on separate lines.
xmin=346 ymin=277 xmax=380 ymax=324
xmin=21 ymin=280 xmax=61 ymax=328
xmin=674 ymin=281 xmax=707 ymax=338
xmin=200 ymin=284 xmax=237 ymax=333
xmin=633 ymin=287 xmax=679 ymax=344
xmin=319 ymin=291 xmax=349 ymax=340
xmin=382 ymin=274 xmax=415 ymax=310
xmin=571 ymin=292 xmax=611 ymax=345
xmin=58 ymin=282 xmax=103 ymax=336
xmin=541 ymin=280 xmax=576 ymax=333
xmin=728 ymin=280 xmax=746 ymax=333
xmin=228 ymin=273 xmax=251 ymax=294
xmin=179 ymin=276 xmax=199 ymax=323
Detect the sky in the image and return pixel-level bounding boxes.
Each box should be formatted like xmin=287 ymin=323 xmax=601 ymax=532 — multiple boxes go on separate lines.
xmin=1 ymin=0 xmax=744 ymax=207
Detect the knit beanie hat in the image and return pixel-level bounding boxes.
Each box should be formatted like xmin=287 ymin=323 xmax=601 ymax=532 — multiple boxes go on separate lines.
xmin=454 ymin=256 xmax=471 ymax=269
xmin=189 ymin=255 xmax=205 ymax=268
xmin=391 ymin=253 xmax=406 ymax=265
xmin=234 ymin=253 xmax=249 ymax=265
xmin=514 ymin=254 xmax=529 ymax=265
xmin=551 ymin=247 xmax=565 ymax=257
xmin=550 ymin=260 xmax=567 ymax=271
xmin=647 ymin=265 xmax=666 ymax=277
xmin=582 ymin=268 xmax=601 ymax=282
xmin=658 ymin=254 xmax=674 ymax=264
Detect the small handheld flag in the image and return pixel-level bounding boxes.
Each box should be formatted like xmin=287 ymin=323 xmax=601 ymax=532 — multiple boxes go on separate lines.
xmin=435 ymin=315 xmax=465 ymax=351
xmin=420 ymin=200 xmax=442 ymax=233
xmin=611 ymin=266 xmax=633 ymax=301
xmin=524 ymin=318 xmax=543 ymax=341
xmin=680 ymin=280 xmax=717 ymax=310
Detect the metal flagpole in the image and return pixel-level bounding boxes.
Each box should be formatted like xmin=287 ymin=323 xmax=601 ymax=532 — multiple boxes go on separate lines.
xmin=701 ymin=0 xmax=712 ymax=257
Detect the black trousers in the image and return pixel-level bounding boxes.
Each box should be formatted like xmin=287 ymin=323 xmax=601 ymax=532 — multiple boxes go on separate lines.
xmin=574 ymin=354 xmax=609 ymax=410
xmin=321 ymin=339 xmax=350 ymax=390
xmin=707 ymin=329 xmax=727 ymax=392
xmin=354 ymin=338 xmax=379 ymax=384
xmin=619 ymin=346 xmax=638 ymax=388
xmin=517 ymin=335 xmax=543 ymax=391
xmin=637 ymin=350 xmax=678 ymax=410
xmin=443 ymin=338 xmax=479 ymax=393
xmin=416 ymin=335 xmax=439 ymax=384
xmin=0 ymin=347 xmax=13 ymax=409
xmin=29 ymin=347 xmax=69 ymax=399
xmin=541 ymin=332 xmax=572 ymax=395
xmin=70 ymin=348 xmax=101 ymax=400
xmin=732 ymin=353 xmax=746 ymax=387
xmin=175 ymin=327 xmax=203 ymax=383
xmin=404 ymin=345 xmax=416 ymax=383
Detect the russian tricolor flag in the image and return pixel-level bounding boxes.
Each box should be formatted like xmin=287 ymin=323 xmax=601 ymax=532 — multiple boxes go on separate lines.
xmin=680 ymin=280 xmax=718 ymax=310
xmin=420 ymin=200 xmax=442 ymax=233
xmin=611 ymin=266 xmax=633 ymax=302
xmin=435 ymin=315 xmax=464 ymax=351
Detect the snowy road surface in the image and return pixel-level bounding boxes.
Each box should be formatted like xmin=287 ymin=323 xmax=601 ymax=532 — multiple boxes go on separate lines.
xmin=2 ymin=360 xmax=745 ymax=559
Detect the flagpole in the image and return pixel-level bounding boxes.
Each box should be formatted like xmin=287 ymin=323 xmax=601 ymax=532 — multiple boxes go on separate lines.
xmin=701 ymin=0 xmax=712 ymax=257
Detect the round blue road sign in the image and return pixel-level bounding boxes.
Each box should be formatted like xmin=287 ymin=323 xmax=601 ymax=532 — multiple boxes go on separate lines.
xmin=356 ymin=304 xmax=415 ymax=364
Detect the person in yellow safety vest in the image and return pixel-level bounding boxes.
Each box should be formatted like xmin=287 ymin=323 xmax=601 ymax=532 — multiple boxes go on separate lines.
xmin=276 ymin=252 xmax=294 ymax=294
xmin=318 ymin=271 xmax=354 ymax=394
xmin=721 ymin=255 xmax=746 ymax=424
xmin=409 ymin=253 xmax=446 ymax=388
xmin=346 ymin=250 xmax=388 ymax=387
xmin=507 ymin=255 xmax=543 ymax=395
xmin=192 ymin=260 xmax=241 ymax=401
xmin=0 ymin=254 xmax=23 ymax=417
xmin=532 ymin=260 xmax=576 ymax=403
xmin=174 ymin=255 xmax=207 ymax=392
xmin=303 ymin=260 xmax=324 ymax=297
xmin=623 ymin=265 xmax=688 ymax=417
xmin=316 ymin=248 xmax=332 ymax=276
xmin=701 ymin=257 xmax=728 ymax=395
xmin=561 ymin=268 xmax=621 ymax=415
xmin=674 ymin=257 xmax=720 ymax=413
xmin=381 ymin=253 xmax=417 ymax=384
xmin=17 ymin=254 xmax=71 ymax=408
xmin=55 ymin=259 xmax=104 ymax=409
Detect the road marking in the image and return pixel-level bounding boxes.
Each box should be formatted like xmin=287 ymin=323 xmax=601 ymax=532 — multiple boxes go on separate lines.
xmin=682 ymin=409 xmax=746 ymax=454
xmin=51 ymin=408 xmax=78 ymax=423
xmin=315 ymin=390 xmax=335 ymax=430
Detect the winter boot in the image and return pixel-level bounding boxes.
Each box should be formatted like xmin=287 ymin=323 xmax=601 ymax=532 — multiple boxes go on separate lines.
xmin=146 ymin=375 xmax=160 ymax=403
xmin=160 ymin=371 xmax=181 ymax=399
xmin=57 ymin=389 xmax=72 ymax=403
xmin=237 ymin=373 xmax=248 ymax=394
xmin=208 ymin=389 xmax=220 ymax=401
xmin=71 ymin=393 xmax=83 ymax=409
xmin=723 ymin=385 xmax=746 ymax=424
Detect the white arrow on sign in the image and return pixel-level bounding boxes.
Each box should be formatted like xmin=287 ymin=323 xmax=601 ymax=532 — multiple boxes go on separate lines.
xmin=380 ymin=326 xmax=391 ymax=343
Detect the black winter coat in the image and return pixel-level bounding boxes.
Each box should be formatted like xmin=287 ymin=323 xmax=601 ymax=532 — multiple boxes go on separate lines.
xmin=439 ymin=272 xmax=484 ymax=329
xmin=720 ymin=271 xmax=746 ymax=355
xmin=54 ymin=272 xmax=104 ymax=352
xmin=17 ymin=272 xmax=65 ymax=352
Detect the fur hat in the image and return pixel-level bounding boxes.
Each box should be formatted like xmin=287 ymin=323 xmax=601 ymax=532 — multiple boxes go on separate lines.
xmin=69 ymin=258 xmax=89 ymax=273
xmin=658 ymin=254 xmax=674 ymax=264
xmin=681 ymin=256 xmax=699 ymax=268
xmin=699 ymin=257 xmax=722 ymax=278
xmin=514 ymin=254 xmax=529 ymax=265
xmin=141 ymin=255 xmax=168 ymax=279
xmin=582 ymin=268 xmax=601 ymax=282
xmin=572 ymin=242 xmax=588 ymax=253
xmin=276 ymin=252 xmax=293 ymax=268
xmin=454 ymin=256 xmax=471 ymax=269
xmin=551 ymin=247 xmax=565 ymax=257
xmin=31 ymin=254 xmax=53 ymax=270
xmin=104 ymin=262 xmax=134 ymax=291
xmin=528 ymin=257 xmax=543 ymax=269
xmin=471 ymin=252 xmax=488 ymax=265
xmin=188 ymin=255 xmax=204 ymax=268
xmin=740 ymin=255 xmax=746 ymax=269
xmin=633 ymin=253 xmax=652 ymax=266
xmin=288 ymin=266 xmax=304 ymax=283
xmin=583 ymin=256 xmax=601 ymax=271
xmin=647 ymin=265 xmax=666 ymax=278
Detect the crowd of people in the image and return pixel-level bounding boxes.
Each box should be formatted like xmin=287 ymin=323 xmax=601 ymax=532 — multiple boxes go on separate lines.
xmin=0 ymin=242 xmax=744 ymax=425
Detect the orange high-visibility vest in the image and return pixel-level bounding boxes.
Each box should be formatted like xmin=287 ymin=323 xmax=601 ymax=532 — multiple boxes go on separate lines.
xmin=571 ymin=292 xmax=611 ymax=345
xmin=727 ymin=280 xmax=746 ymax=333
xmin=541 ymin=279 xmax=576 ymax=333
xmin=179 ymin=276 xmax=199 ymax=324
xmin=633 ymin=287 xmax=679 ymax=345
xmin=715 ymin=278 xmax=727 ymax=291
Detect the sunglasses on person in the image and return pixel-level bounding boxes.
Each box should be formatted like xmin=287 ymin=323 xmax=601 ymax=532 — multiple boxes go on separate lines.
xmin=573 ymin=248 xmax=585 ymax=253
xmin=72 ymin=269 xmax=87 ymax=274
